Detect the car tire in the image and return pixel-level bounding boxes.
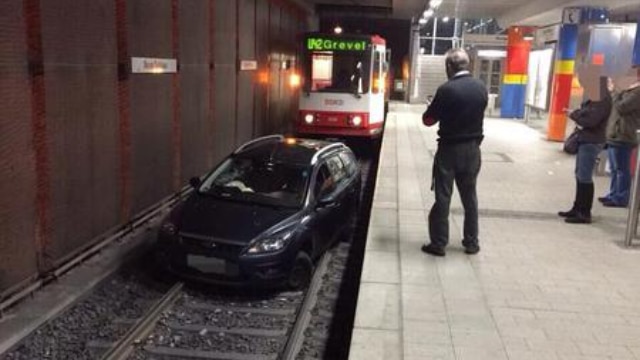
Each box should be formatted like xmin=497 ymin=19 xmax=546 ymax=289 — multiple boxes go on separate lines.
xmin=287 ymin=252 xmax=313 ymax=290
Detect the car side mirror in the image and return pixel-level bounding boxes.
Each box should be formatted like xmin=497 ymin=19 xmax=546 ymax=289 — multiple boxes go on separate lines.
xmin=189 ymin=177 xmax=201 ymax=189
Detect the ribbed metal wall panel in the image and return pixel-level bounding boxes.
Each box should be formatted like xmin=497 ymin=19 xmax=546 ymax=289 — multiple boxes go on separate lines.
xmin=40 ymin=0 xmax=120 ymax=263
xmin=179 ymin=0 xmax=210 ymax=183
xmin=0 ymin=0 xmax=306 ymax=294
xmin=0 ymin=0 xmax=39 ymax=294
xmin=254 ymin=0 xmax=270 ymax=137
xmin=128 ymin=0 xmax=173 ymax=214
xmin=237 ymin=0 xmax=256 ymax=145
xmin=268 ymin=4 xmax=283 ymax=134
xmin=213 ymin=0 xmax=237 ymax=159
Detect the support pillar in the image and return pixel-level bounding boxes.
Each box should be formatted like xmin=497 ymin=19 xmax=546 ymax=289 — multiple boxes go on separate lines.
xmin=547 ymin=23 xmax=577 ymax=141
xmin=548 ymin=7 xmax=609 ymax=141
xmin=500 ymin=26 xmax=534 ymax=118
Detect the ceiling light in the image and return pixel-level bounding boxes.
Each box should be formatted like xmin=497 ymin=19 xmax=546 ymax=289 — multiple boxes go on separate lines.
xmin=423 ymin=9 xmax=434 ymax=18
xmin=334 ymin=26 xmax=343 ymax=34
xmin=418 ymin=17 xmax=428 ymax=25
xmin=430 ymin=0 xmax=443 ymax=7
xmin=442 ymin=16 xmax=450 ymax=22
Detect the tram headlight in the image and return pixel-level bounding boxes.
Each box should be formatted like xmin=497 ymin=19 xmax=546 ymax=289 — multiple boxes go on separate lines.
xmin=351 ymin=115 xmax=363 ymax=127
xmin=304 ymin=114 xmax=314 ymax=124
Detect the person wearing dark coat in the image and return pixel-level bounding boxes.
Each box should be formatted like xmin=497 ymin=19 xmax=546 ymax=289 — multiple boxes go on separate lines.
xmin=420 ymin=48 xmax=488 ymax=256
xmin=558 ymin=76 xmax=612 ymax=224
xmin=598 ymin=76 xmax=640 ymax=208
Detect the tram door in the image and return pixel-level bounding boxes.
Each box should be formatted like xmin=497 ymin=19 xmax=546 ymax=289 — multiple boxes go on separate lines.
xmin=477 ymin=58 xmax=503 ymax=115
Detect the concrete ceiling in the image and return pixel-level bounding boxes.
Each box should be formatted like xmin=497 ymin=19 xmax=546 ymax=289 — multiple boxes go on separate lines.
xmin=300 ymin=0 xmax=640 ymax=27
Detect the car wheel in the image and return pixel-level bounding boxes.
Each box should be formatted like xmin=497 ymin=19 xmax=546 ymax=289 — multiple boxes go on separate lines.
xmin=287 ymin=252 xmax=313 ymax=290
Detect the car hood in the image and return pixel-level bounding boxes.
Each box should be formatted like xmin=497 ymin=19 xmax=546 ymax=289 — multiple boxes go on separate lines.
xmin=177 ymin=194 xmax=299 ymax=244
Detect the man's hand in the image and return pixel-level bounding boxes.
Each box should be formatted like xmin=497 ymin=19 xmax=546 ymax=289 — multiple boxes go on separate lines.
xmin=423 ymin=114 xmax=436 ymax=126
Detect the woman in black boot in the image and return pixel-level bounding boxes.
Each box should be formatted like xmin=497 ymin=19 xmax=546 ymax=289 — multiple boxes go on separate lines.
xmin=559 ymin=75 xmax=611 ymax=224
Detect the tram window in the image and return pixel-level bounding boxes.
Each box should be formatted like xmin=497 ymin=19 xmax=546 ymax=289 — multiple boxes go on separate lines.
xmin=307 ymin=51 xmax=371 ymax=93
xmin=372 ymin=51 xmax=382 ymax=94
xmin=311 ymin=53 xmax=333 ymax=91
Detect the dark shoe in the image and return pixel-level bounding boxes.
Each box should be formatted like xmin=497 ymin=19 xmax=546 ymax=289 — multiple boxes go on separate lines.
xmin=602 ymin=200 xmax=627 ymax=208
xmin=597 ymin=196 xmax=610 ymax=203
xmin=464 ymin=244 xmax=480 ymax=255
xmin=558 ymin=208 xmax=577 ymax=218
xmin=565 ymin=213 xmax=592 ymax=224
xmin=421 ymin=244 xmax=445 ymax=257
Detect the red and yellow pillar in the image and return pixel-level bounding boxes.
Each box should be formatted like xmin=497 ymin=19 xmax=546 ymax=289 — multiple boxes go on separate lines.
xmin=547 ymin=24 xmax=578 ymax=141
xmin=500 ymin=26 xmax=534 ymax=118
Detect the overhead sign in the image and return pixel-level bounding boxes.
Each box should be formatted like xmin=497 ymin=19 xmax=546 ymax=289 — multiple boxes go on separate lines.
xmin=535 ymin=25 xmax=560 ymax=46
xmin=563 ymin=8 xmax=581 ymax=24
xmin=131 ymin=57 xmax=177 ymax=74
xmin=306 ymin=37 xmax=368 ymax=51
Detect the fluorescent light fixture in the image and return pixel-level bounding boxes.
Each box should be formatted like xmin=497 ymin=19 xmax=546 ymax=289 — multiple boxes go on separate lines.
xmin=477 ymin=50 xmax=507 ymax=58
xmin=423 ymin=9 xmax=434 ymax=18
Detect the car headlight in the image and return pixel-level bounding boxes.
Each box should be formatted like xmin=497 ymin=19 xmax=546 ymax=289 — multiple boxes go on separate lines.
xmin=247 ymin=231 xmax=293 ymax=254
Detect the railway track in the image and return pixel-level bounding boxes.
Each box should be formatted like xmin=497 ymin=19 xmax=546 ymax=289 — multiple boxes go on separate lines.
xmin=1 ymin=153 xmax=376 ymax=360
xmin=97 ymin=249 xmax=337 ymax=360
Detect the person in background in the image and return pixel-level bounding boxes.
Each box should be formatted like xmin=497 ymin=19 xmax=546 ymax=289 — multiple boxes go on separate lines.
xmin=558 ymin=76 xmax=611 ymax=224
xmin=598 ymin=72 xmax=640 ymax=208
xmin=420 ymin=48 xmax=487 ymax=256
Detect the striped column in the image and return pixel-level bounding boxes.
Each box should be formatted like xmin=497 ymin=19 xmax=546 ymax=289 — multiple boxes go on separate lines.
xmin=547 ymin=24 xmax=578 ymax=141
xmin=500 ymin=26 xmax=533 ymax=118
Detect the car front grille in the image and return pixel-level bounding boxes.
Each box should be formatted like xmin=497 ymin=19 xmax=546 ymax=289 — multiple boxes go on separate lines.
xmin=180 ymin=235 xmax=244 ymax=260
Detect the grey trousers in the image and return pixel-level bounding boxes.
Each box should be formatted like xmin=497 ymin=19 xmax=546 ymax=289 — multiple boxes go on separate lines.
xmin=428 ymin=141 xmax=481 ymax=248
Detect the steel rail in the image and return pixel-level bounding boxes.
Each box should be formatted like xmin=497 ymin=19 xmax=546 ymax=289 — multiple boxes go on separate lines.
xmin=101 ymin=281 xmax=184 ymax=360
xmin=280 ymin=252 xmax=331 ymax=360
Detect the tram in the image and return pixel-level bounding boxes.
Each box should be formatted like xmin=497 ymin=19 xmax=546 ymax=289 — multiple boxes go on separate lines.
xmin=297 ymin=33 xmax=389 ymax=138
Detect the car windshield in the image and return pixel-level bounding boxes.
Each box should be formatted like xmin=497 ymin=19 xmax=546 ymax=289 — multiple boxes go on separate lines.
xmin=198 ymin=156 xmax=310 ymax=208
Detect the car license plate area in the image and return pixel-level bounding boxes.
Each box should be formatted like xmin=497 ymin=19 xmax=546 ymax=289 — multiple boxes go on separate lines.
xmin=187 ymin=255 xmax=227 ymax=274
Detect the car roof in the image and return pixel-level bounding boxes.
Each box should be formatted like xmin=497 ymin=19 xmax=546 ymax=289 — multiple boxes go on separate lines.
xmin=233 ymin=135 xmax=348 ymax=166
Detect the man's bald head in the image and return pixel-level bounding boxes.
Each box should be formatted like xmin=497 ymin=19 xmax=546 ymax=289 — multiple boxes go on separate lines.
xmin=445 ymin=48 xmax=470 ymax=79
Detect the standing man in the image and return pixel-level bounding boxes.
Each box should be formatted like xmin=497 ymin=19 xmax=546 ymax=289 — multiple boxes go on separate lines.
xmin=421 ymin=48 xmax=488 ymax=257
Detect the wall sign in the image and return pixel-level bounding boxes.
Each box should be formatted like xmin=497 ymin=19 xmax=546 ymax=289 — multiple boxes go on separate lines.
xmin=240 ymin=60 xmax=258 ymax=71
xmin=131 ymin=57 xmax=177 ymax=74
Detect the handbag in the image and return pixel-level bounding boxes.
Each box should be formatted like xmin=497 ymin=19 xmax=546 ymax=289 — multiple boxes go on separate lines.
xmin=563 ymin=128 xmax=580 ymax=154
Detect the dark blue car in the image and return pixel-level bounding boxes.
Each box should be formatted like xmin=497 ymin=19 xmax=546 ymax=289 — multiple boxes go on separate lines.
xmin=155 ymin=135 xmax=361 ymax=289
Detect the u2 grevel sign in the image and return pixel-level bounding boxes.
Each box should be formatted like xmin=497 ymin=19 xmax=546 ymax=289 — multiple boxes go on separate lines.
xmin=306 ymin=37 xmax=368 ymax=51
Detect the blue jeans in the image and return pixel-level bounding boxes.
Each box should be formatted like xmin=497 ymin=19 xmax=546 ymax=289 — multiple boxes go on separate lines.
xmin=605 ymin=144 xmax=633 ymax=205
xmin=575 ymin=143 xmax=602 ymax=183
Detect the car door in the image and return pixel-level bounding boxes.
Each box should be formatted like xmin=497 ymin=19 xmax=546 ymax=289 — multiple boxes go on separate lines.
xmin=338 ymin=150 xmax=361 ymax=217
xmin=308 ymin=158 xmax=342 ymax=256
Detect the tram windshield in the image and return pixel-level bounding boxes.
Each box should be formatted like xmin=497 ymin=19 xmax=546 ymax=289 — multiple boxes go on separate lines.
xmin=305 ymin=50 xmax=372 ymax=94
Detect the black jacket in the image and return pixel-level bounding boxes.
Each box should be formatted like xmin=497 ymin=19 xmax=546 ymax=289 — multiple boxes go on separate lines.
xmin=423 ymin=73 xmax=488 ymax=144
xmin=570 ymin=97 xmax=611 ymax=145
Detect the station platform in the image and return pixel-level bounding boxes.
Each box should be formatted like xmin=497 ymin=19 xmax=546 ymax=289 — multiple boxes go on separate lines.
xmin=349 ymin=104 xmax=640 ymax=360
